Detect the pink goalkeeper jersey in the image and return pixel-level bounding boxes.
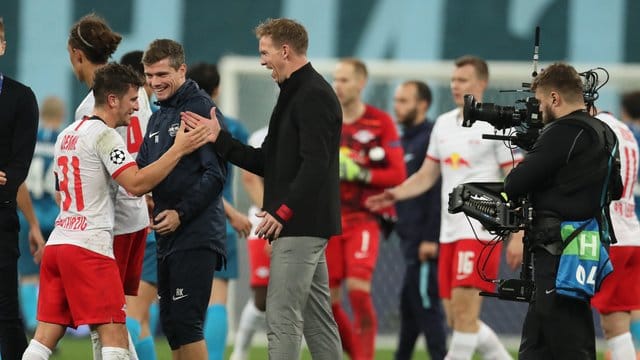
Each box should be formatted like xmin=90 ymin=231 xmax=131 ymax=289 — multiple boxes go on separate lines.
xmin=75 ymin=88 xmax=151 ymax=235
xmin=596 ymin=112 xmax=640 ymax=247
xmin=48 ymin=118 xmax=136 ymax=258
xmin=427 ymin=108 xmax=522 ymax=244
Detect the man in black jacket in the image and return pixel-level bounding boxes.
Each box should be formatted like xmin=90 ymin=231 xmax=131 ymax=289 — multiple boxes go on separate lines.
xmin=182 ymin=18 xmax=342 ymax=360
xmin=0 ymin=17 xmax=39 ymax=359
xmin=138 ymin=39 xmax=227 ymax=360
xmin=392 ymin=80 xmax=446 ymax=360
xmin=505 ymin=63 xmax=623 ymax=360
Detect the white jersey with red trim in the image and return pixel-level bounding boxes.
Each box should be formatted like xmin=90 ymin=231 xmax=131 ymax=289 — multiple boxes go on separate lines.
xmin=427 ymin=108 xmax=522 ymax=244
xmin=597 ymin=112 xmax=640 ymax=247
xmin=48 ymin=118 xmax=136 ymax=258
xmin=75 ymin=88 xmax=151 ymax=234
xmin=247 ymin=127 xmax=268 ymax=235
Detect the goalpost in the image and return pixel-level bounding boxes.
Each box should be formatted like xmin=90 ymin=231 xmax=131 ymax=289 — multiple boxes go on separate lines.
xmin=219 ymin=55 xmax=640 ymax=339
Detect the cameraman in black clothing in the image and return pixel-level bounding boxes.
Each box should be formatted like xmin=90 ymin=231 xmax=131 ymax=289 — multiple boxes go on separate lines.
xmin=505 ymin=63 xmax=622 ymax=360
xmin=0 ymin=17 xmax=39 ymax=359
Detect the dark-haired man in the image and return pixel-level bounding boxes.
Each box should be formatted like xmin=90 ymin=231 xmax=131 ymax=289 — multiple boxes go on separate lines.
xmin=392 ymin=80 xmax=446 ymax=360
xmin=0 ymin=16 xmax=39 ymax=360
xmin=505 ymin=62 xmax=623 ymax=359
xmin=140 ymin=39 xmax=227 ymax=360
xmin=22 ymin=63 xmax=209 ymax=360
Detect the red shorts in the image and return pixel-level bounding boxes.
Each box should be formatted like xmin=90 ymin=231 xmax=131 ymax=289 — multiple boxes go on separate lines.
xmin=326 ymin=217 xmax=380 ymax=287
xmin=591 ymin=246 xmax=640 ymax=313
xmin=438 ymin=239 xmax=502 ymax=299
xmin=38 ymin=244 xmax=126 ymax=328
xmin=247 ymin=237 xmax=271 ymax=287
xmin=113 ymin=229 xmax=147 ymax=295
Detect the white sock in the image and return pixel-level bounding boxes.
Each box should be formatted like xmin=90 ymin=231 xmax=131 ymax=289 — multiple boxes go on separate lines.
xmin=230 ymin=299 xmax=266 ymax=360
xmin=608 ymin=332 xmax=635 ymax=360
xmin=476 ymin=321 xmax=512 ymax=359
xmin=102 ymin=346 xmax=130 ymax=360
xmin=127 ymin=331 xmax=139 ymax=360
xmin=21 ymin=339 xmax=53 ymax=360
xmin=91 ymin=330 xmax=103 ymax=360
xmin=446 ymin=331 xmax=478 ymax=360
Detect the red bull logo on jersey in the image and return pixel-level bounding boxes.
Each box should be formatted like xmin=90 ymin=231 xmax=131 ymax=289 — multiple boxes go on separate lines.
xmin=443 ymin=153 xmax=470 ymax=169
xmin=55 ymin=215 xmax=88 ymax=231
xmin=352 ymin=129 xmax=375 ymax=144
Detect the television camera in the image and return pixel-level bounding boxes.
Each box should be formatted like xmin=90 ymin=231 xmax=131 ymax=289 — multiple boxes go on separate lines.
xmin=448 ymin=182 xmax=534 ymax=302
xmin=449 ymin=27 xmax=610 ymax=303
xmin=461 ymin=27 xmax=609 ymax=151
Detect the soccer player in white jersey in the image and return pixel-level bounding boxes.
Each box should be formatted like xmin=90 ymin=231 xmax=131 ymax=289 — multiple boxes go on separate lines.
xmin=66 ymin=14 xmax=153 ymax=358
xmin=367 ymin=56 xmax=522 ymax=360
xmin=591 ymin=112 xmax=640 ymax=360
xmin=21 ymin=63 xmax=210 ymax=360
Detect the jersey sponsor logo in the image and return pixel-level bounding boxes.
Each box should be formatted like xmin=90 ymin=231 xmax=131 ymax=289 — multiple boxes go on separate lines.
xmin=172 ymin=288 xmax=189 ymax=301
xmin=443 ymin=152 xmax=470 ymax=169
xmin=110 ymin=149 xmax=127 ymax=165
xmin=353 ymin=129 xmax=375 ymax=144
xmin=149 ymin=131 xmax=160 ymax=138
xmin=55 ymin=215 xmax=88 ymax=231
xmin=403 ymin=153 xmax=415 ymax=163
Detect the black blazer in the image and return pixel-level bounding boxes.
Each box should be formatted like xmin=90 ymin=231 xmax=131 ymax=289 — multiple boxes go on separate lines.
xmin=215 ymin=62 xmax=342 ymax=239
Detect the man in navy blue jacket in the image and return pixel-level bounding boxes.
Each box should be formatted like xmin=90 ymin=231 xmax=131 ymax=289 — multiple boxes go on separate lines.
xmin=392 ymin=81 xmax=447 ymax=360
xmin=138 ymin=39 xmax=227 ymax=360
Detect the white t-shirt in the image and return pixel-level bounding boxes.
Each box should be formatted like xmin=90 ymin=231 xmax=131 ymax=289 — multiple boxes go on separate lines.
xmin=427 ymin=108 xmax=522 ymax=243
xmin=48 ymin=119 xmax=136 ymax=258
xmin=75 ymin=88 xmax=151 ymax=234
xmin=246 ymin=127 xmax=268 ymax=236
xmin=596 ymin=112 xmax=640 ymax=247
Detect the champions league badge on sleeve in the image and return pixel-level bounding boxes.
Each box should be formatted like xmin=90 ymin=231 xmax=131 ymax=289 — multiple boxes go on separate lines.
xmin=110 ymin=148 xmax=127 ymax=165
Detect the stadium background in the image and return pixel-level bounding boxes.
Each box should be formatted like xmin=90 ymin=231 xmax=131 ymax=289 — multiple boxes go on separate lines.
xmin=2 ymin=0 xmax=639 ymax=343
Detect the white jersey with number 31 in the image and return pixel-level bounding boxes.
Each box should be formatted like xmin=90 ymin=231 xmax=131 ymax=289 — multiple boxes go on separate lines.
xmin=47 ymin=118 xmax=136 ymax=258
xmin=75 ymin=88 xmax=151 ymax=235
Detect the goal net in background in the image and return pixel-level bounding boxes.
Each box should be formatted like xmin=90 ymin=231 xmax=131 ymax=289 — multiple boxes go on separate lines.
xmin=219 ymin=56 xmax=640 ymax=339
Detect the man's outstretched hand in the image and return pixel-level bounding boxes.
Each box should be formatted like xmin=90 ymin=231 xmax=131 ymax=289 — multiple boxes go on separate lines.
xmin=365 ymin=189 xmax=397 ymax=212
xmin=181 ymin=107 xmax=221 ymax=143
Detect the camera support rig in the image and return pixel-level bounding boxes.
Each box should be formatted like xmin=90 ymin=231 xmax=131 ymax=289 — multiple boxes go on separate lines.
xmin=448 ymin=182 xmax=535 ymax=302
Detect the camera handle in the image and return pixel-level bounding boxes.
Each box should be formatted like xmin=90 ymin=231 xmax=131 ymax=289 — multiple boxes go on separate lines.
xmin=479 ymin=217 xmax=535 ymax=303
